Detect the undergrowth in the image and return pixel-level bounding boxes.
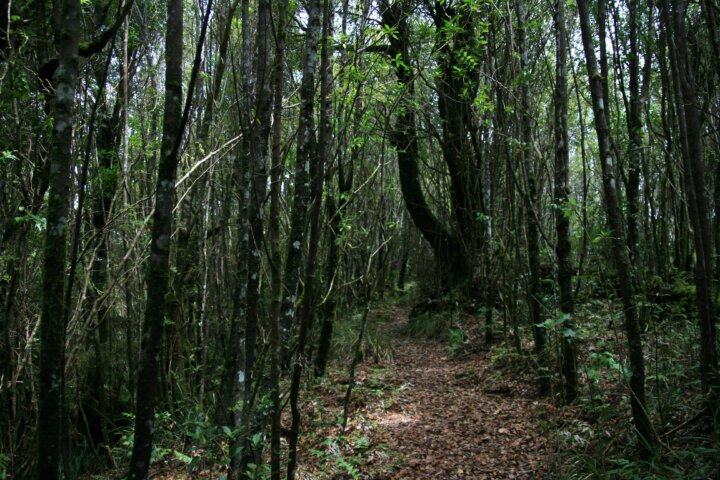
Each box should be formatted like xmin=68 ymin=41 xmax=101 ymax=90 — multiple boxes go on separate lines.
xmin=299 ymin=359 xmax=402 ymax=480
xmin=416 ymin=277 xmax=720 ymax=479
xmin=535 ymin=293 xmax=720 ymax=479
xmin=330 ymin=303 xmax=394 ymax=365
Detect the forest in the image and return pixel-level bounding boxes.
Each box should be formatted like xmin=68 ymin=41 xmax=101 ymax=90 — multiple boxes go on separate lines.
xmin=1 ymin=0 xmax=719 ymax=477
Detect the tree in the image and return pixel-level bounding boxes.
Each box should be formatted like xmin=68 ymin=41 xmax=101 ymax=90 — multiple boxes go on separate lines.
xmin=576 ymin=0 xmax=654 ymax=454
xmin=379 ymin=0 xmax=463 ymax=284
xmin=553 ymin=0 xmax=577 ymax=404
xmin=127 ymin=0 xmax=184 ymax=473
xmin=284 ymin=0 xmax=322 ymax=476
xmin=128 ymin=0 xmax=211 ymax=475
xmin=37 ymin=0 xmax=81 ymax=476
xmin=267 ymin=0 xmax=289 ymax=476
xmin=231 ymin=0 xmax=273 ymax=474
xmin=514 ymin=0 xmax=548 ymax=396
xmin=659 ymin=0 xmax=719 ymax=413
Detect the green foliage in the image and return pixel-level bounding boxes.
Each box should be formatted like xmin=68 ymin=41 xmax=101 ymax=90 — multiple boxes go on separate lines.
xmin=111 ymin=406 xmax=232 ymax=475
xmin=489 ymin=345 xmax=525 ymax=371
xmin=0 ymin=453 xmax=9 ymax=480
xmin=403 ymin=307 xmax=456 ymax=338
xmin=446 ymin=327 xmax=466 ymax=357
xmin=331 ymin=307 xmax=393 ymax=364
xmin=544 ymin=289 xmax=720 ymax=479
xmin=308 ymin=435 xmax=370 ymax=480
xmin=14 ymin=206 xmax=46 ymax=231
xmin=1 ymin=150 xmax=17 ymax=163
xmin=244 ymin=462 xmax=271 ymax=480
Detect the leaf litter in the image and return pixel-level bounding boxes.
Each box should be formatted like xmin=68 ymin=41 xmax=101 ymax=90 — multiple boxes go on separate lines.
xmin=299 ymin=306 xmax=550 ymax=479
xmin=92 ymin=307 xmax=552 ymax=479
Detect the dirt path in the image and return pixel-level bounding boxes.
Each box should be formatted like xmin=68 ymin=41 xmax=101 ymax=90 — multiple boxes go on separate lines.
xmin=351 ymin=307 xmax=549 ymax=479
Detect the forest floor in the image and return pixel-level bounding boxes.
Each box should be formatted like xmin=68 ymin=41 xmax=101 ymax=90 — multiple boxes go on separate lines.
xmin=120 ymin=305 xmax=553 ymax=479
xmin=297 ymin=306 xmax=551 ymax=479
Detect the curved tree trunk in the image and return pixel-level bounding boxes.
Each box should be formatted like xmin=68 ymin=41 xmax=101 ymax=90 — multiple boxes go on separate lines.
xmin=380 ymin=0 xmax=465 ymax=284
xmin=431 ymin=0 xmax=481 ymax=275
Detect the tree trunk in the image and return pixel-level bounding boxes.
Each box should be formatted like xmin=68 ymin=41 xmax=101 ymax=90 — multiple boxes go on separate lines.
xmin=279 ymin=0 xmax=322 ymax=367
xmin=624 ymin=0 xmax=642 ymax=265
xmin=268 ymin=0 xmax=288 ymax=476
xmin=128 ymin=0 xmax=211 ymax=475
xmin=128 ymin=0 xmax=183 ymax=474
xmin=36 ymin=0 xmax=81 ymax=476
xmin=314 ymin=7 xmax=344 ymax=375
xmin=659 ymin=0 xmax=719 ymax=412
xmin=380 ymin=0 xmax=463 ymax=284
xmin=515 ymin=0 xmax=548 ymax=396
xmin=231 ymin=0 xmax=273 ymax=475
xmin=285 ymin=0 xmax=321 ymax=476
xmin=432 ymin=0 xmax=480 ymax=280
xmin=553 ymin=0 xmax=577 ymax=404
xmin=576 ymin=0 xmax=654 ymax=454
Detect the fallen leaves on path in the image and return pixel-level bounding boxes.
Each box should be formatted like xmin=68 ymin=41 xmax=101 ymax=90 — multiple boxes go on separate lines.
xmin=366 ymin=310 xmax=547 ymax=479
xmin=300 ymin=306 xmax=550 ymax=480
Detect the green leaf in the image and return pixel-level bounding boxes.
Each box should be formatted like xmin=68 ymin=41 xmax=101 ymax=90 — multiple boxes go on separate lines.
xmin=173 ymin=450 xmax=192 ymax=464
xmin=562 ymin=328 xmax=576 ymax=338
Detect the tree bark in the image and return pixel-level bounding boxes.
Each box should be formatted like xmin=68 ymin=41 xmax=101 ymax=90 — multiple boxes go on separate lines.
xmin=279 ymin=0 xmax=322 ymax=366
xmin=624 ymin=0 xmax=642 ymax=265
xmin=37 ymin=0 xmax=81 ymax=476
xmin=285 ymin=0 xmax=322 ymax=476
xmin=268 ymin=0 xmax=288 ymax=476
xmin=231 ymin=0 xmax=273 ymax=475
xmin=314 ymin=0 xmax=343 ymax=378
xmin=659 ymin=0 xmax=719 ymax=412
xmin=514 ymin=0 xmax=548 ymax=396
xmin=380 ymin=0 xmax=463 ymax=284
xmin=129 ymin=0 xmax=212 ymax=474
xmin=128 ymin=0 xmax=183 ymax=475
xmin=553 ymin=0 xmax=577 ymax=404
xmin=431 ymin=0 xmax=480 ymax=280
xmin=576 ymin=0 xmax=654 ymax=454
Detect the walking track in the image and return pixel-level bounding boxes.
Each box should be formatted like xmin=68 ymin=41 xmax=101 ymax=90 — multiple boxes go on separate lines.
xmin=309 ymin=307 xmax=550 ymax=479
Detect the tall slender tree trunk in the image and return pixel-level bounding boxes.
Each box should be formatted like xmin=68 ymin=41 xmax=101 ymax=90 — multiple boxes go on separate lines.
xmin=314 ymin=0 xmax=342 ymax=379
xmin=577 ymin=0 xmax=654 ymax=455
xmin=285 ymin=0 xmax=322 ymax=475
xmin=553 ymin=0 xmax=577 ymax=404
xmin=279 ymin=0 xmax=322 ymax=367
xmin=659 ymin=0 xmax=719 ymax=412
xmin=37 ymin=0 xmax=81 ymax=476
xmin=128 ymin=0 xmax=183 ymax=475
xmin=624 ymin=0 xmax=642 ymax=266
xmin=268 ymin=0 xmax=288 ymax=477
xmin=128 ymin=0 xmax=211 ymax=475
xmin=515 ymin=0 xmax=548 ymax=396
xmin=231 ymin=0 xmax=273 ymax=476
xmin=76 ymin=40 xmax=123 ymax=456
